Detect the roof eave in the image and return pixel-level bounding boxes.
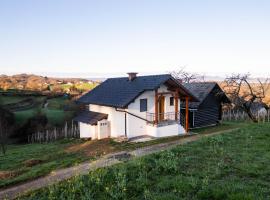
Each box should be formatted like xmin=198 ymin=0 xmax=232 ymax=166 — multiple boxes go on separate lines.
xmin=76 ymin=101 xmax=127 ymax=109
xmin=166 ymin=77 xmax=200 ymax=102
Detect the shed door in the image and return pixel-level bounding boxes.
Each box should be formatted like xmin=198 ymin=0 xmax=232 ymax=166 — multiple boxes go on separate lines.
xmin=189 ymin=111 xmax=195 ymax=128
xmin=97 ymin=120 xmax=110 ymax=139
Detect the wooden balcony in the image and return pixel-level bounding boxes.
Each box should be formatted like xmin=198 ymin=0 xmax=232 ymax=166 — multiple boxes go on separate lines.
xmin=153 ymin=89 xmax=189 ymax=132
xmin=146 ymin=112 xmax=183 ymax=126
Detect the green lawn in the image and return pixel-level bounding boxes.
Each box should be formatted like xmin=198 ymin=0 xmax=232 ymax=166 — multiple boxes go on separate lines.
xmin=108 ymin=122 xmax=242 ymax=152
xmin=193 ymin=121 xmax=243 ymax=134
xmin=0 ymin=122 xmax=238 ymax=189
xmin=19 ymin=122 xmax=270 ymax=200
xmin=0 ymin=139 xmax=88 ymax=188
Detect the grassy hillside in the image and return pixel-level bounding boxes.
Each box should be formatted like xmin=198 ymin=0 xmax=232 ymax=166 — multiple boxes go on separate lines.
xmin=0 ymin=96 xmax=27 ymax=104
xmin=19 ymin=123 xmax=270 ymax=200
xmin=0 ymin=74 xmax=97 ymax=92
xmin=0 ymin=139 xmax=87 ymax=188
xmin=0 ymin=123 xmax=238 ymax=189
xmin=0 ymin=95 xmax=76 ymax=127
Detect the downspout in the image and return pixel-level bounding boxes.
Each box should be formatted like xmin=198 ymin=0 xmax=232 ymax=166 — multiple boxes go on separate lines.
xmin=115 ymin=108 xmax=154 ymax=137
xmin=115 ymin=108 xmax=153 ymax=123
xmin=124 ymin=112 xmax=127 ymax=137
xmin=185 ymin=97 xmax=189 ymax=133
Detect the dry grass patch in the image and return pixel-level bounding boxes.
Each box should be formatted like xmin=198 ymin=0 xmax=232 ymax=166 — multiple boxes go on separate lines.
xmin=65 ymin=138 xmax=117 ymax=157
xmin=23 ymin=159 xmax=43 ymax=167
xmin=0 ymin=171 xmax=21 ymax=180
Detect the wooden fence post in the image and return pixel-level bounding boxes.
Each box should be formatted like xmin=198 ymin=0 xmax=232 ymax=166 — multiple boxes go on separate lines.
xmin=54 ymin=128 xmax=57 ymax=140
xmin=46 ymin=130 xmax=48 ymax=143
xmin=64 ymin=122 xmax=67 ymax=138
xmin=27 ymin=122 xmax=80 ymax=144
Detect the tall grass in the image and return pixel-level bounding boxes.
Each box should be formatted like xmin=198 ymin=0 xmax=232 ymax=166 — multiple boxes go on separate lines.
xmin=20 ymin=123 xmax=270 ymax=200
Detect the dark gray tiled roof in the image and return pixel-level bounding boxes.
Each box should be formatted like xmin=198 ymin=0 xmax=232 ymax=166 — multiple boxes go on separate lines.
xmin=181 ymin=82 xmax=218 ymax=108
xmin=73 ymin=111 xmax=108 ymax=125
xmin=77 ymin=74 xmax=196 ymax=108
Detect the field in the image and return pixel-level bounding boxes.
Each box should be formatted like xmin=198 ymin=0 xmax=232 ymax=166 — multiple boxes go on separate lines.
xmin=57 ymin=82 xmax=98 ymax=92
xmin=18 ymin=122 xmax=270 ymax=200
xmin=0 ymin=123 xmax=238 ymax=189
xmin=0 ymin=95 xmax=76 ymax=127
xmin=0 ymin=96 xmax=27 ymax=104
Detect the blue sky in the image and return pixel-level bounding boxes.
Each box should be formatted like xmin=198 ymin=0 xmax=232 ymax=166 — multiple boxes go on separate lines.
xmin=0 ymin=0 xmax=270 ymax=77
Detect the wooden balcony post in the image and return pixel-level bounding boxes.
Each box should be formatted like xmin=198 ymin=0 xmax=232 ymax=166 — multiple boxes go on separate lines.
xmin=155 ymin=89 xmax=158 ymax=124
xmin=174 ymin=90 xmax=179 ymax=120
xmin=185 ymin=96 xmax=189 ymax=133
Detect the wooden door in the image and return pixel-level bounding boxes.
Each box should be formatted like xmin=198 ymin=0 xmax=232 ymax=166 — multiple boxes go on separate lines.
xmin=159 ymin=96 xmax=165 ymax=121
xmin=188 ymin=111 xmax=194 ymax=128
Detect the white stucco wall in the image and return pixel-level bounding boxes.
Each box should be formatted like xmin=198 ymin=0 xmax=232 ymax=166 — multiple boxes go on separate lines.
xmin=126 ymin=84 xmax=182 ymax=138
xmin=79 ymin=122 xmax=97 ymax=139
xmin=146 ymin=124 xmax=186 ymax=137
xmin=89 ymin=104 xmax=126 ymax=137
xmin=159 ymin=85 xmax=178 ymax=114
xmin=84 ymin=84 xmax=185 ymax=139
xmin=126 ymin=90 xmax=153 ymax=138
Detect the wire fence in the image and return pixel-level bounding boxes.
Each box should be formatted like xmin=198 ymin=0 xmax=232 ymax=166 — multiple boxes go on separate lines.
xmin=222 ymin=109 xmax=270 ymax=123
xmin=28 ymin=121 xmax=80 ymax=143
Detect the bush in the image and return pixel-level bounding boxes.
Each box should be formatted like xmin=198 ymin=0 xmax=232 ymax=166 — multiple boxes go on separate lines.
xmin=12 ymin=110 xmax=48 ymax=143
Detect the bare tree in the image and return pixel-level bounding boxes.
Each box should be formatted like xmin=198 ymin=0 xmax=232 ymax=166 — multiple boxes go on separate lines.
xmin=0 ymin=105 xmax=14 ymax=155
xmin=223 ymin=73 xmax=270 ymax=122
xmin=0 ymin=116 xmax=9 ymax=155
xmin=170 ymin=67 xmax=205 ymax=83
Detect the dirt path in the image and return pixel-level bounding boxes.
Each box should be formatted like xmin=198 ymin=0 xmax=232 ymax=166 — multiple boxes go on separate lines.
xmin=0 ymin=128 xmax=238 ymax=200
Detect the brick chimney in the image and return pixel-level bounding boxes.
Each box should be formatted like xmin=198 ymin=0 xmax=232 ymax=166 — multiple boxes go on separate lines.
xmin=127 ymin=72 xmax=138 ymax=81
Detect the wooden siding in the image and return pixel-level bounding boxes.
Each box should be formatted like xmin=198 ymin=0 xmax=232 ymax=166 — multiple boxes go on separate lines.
xmin=194 ymin=91 xmax=221 ymax=128
xmin=181 ymin=90 xmax=222 ymax=128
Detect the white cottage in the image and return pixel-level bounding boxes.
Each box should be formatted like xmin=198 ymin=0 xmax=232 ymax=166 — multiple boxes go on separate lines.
xmin=74 ymin=73 xmax=197 ymax=140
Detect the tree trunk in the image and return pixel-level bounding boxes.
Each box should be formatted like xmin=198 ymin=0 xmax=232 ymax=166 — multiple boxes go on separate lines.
xmin=0 ymin=142 xmax=6 ymax=155
xmin=243 ymin=104 xmax=258 ymax=123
